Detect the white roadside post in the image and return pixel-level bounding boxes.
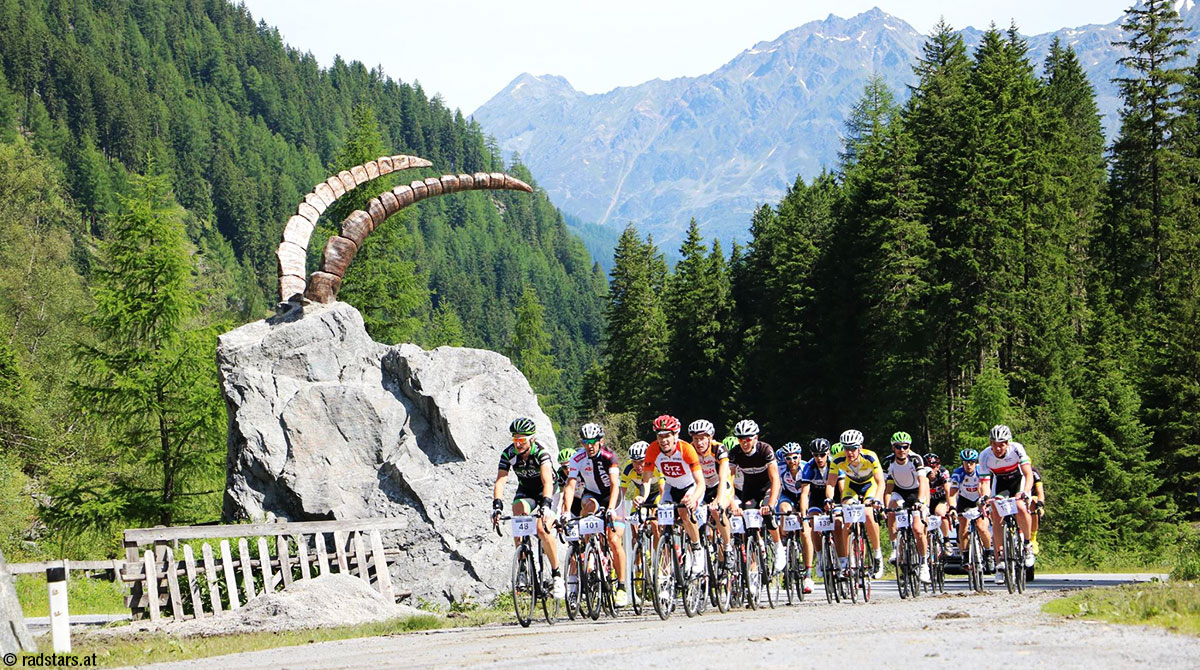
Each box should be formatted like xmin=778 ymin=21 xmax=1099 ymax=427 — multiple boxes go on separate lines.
xmin=46 ymin=563 xmax=70 ymax=653
xmin=624 ymin=499 xmax=633 ymax=593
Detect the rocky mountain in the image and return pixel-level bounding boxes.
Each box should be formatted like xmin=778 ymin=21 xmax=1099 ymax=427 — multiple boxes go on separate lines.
xmin=474 ymin=4 xmax=1200 ymax=247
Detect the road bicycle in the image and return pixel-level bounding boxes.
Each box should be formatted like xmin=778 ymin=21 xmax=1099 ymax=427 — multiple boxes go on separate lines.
xmin=628 ymin=505 xmax=656 ymax=615
xmin=891 ymin=503 xmax=921 ymax=600
xmin=651 ymin=502 xmax=708 ymax=619
xmin=732 ymin=503 xmax=773 ymax=609
xmin=813 ymin=508 xmax=843 ymax=603
xmin=576 ymin=511 xmax=621 ymax=619
xmin=991 ymin=495 xmax=1028 ymax=594
xmin=779 ymin=511 xmax=806 ymax=604
xmin=956 ymin=506 xmax=988 ymax=593
xmin=841 ymin=500 xmax=873 ymax=603
xmin=925 ymin=510 xmax=947 ymax=594
xmin=494 ymin=512 xmax=559 ymax=627
xmin=703 ymin=504 xmax=735 ymax=613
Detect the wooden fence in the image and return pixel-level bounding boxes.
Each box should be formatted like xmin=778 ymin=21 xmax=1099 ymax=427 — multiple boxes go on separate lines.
xmin=120 ymin=518 xmax=408 ymax=622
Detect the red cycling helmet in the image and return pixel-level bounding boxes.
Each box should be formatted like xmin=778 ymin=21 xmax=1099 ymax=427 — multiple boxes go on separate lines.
xmin=652 ymin=414 xmax=681 ymax=433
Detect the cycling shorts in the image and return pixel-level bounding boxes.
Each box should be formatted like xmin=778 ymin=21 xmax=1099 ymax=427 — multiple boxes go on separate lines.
xmin=514 ymin=481 xmax=545 ymax=506
xmin=581 ymin=491 xmax=626 ymax=529
xmin=842 ymin=478 xmax=879 ymax=501
xmin=955 ymin=496 xmax=980 ymax=514
xmin=775 ymin=492 xmax=798 ymax=513
xmin=703 ymin=483 xmax=730 ymax=505
xmin=889 ymin=486 xmax=921 ymax=507
xmin=992 ymin=472 xmax=1023 ymax=498
xmin=662 ymin=484 xmax=695 ymax=505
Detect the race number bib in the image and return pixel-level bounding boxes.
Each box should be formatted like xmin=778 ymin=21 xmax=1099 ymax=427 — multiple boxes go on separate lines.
xmin=783 ymin=515 xmax=803 ymax=532
xmin=563 ymin=519 xmax=580 ymax=542
xmin=731 ymin=515 xmax=745 ymax=534
xmin=579 ymin=515 xmax=605 ymax=535
xmin=895 ymin=510 xmax=911 ymax=529
xmin=995 ymin=497 xmax=1019 ymax=517
xmin=657 ymin=505 xmax=676 ymax=526
xmin=660 ymin=462 xmax=686 ymax=478
xmin=511 ymin=516 xmax=536 ymax=537
xmin=928 ymin=515 xmax=941 ymax=528
xmin=695 ymin=510 xmax=706 ymax=528
xmin=963 ymin=507 xmax=981 ymax=521
xmin=813 ymin=515 xmax=835 ymax=533
xmin=743 ymin=509 xmax=763 ymax=529
xmin=844 ymin=504 xmax=867 ymax=524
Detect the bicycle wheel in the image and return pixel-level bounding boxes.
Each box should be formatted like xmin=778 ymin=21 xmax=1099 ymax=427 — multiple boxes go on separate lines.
xmin=896 ymin=529 xmax=910 ymax=600
xmin=821 ymin=535 xmax=838 ymax=604
xmin=744 ymin=534 xmax=761 ymax=610
xmin=856 ymin=529 xmax=872 ymax=603
xmin=564 ymin=547 xmax=581 ymax=620
xmin=762 ymin=538 xmax=777 ymax=609
xmin=968 ymin=529 xmax=985 ymax=593
xmin=1015 ymin=538 xmax=1027 ymax=594
xmin=581 ymin=543 xmax=601 ymax=620
xmin=651 ymin=534 xmax=677 ymax=620
xmin=1003 ymin=523 xmax=1018 ymax=595
xmin=511 ymin=544 xmax=536 ymax=628
xmin=629 ymin=533 xmax=645 ymax=615
xmin=713 ymin=545 xmax=732 ymax=613
xmin=907 ymin=531 xmax=921 ymax=598
xmin=538 ymin=548 xmax=559 ymax=624
xmin=683 ymin=545 xmax=706 ymax=618
xmin=600 ymin=550 xmax=617 ymax=618
xmin=787 ymin=536 xmax=802 ymax=604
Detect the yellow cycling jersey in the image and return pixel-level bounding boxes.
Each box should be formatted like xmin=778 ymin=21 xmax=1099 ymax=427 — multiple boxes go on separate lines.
xmin=622 ymin=461 xmax=664 ymax=498
xmin=831 ymin=449 xmax=884 ymax=484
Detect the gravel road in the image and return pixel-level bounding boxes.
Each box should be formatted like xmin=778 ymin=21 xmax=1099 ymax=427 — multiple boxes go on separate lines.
xmin=116 ymin=574 xmax=1198 ymax=670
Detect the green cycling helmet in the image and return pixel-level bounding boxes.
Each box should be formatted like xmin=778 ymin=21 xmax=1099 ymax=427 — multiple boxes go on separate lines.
xmin=830 ymin=442 xmax=845 ymax=457
xmin=509 ymin=417 xmax=537 ymax=436
xmin=558 ymin=447 xmax=575 ymax=464
xmin=721 ymin=436 xmax=738 ymax=450
xmin=890 ymin=431 xmax=912 ymax=445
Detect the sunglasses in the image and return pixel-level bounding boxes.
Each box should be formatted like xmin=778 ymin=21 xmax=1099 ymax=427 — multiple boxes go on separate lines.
xmin=785 ymin=455 xmax=802 ymax=461
xmin=892 ymin=444 xmax=910 ymax=450
xmin=581 ymin=438 xmax=600 ymax=445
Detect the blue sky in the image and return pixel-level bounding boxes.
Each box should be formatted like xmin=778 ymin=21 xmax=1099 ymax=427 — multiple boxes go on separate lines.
xmin=239 ymin=1 xmax=1136 ymax=115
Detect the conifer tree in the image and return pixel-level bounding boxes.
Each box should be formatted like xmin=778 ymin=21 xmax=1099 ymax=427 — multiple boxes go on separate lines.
xmin=665 ymin=220 xmax=729 ymax=424
xmin=508 ymin=286 xmax=561 ymax=417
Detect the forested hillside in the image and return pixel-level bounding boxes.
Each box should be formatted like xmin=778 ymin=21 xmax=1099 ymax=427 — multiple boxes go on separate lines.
xmin=0 ymin=0 xmax=603 ymax=558
xmin=587 ymin=2 xmax=1200 ymax=567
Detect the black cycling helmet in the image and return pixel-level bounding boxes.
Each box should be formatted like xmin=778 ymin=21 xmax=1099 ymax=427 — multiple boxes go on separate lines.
xmin=809 ymin=438 xmax=831 ymax=455
xmin=509 ymin=417 xmax=537 ymax=436
xmin=924 ymin=452 xmax=941 ymax=467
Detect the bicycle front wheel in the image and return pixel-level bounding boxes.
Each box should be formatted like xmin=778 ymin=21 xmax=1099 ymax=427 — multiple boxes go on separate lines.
xmin=538 ymin=548 xmax=559 ymax=624
xmin=630 ymin=532 xmax=647 ymax=615
xmin=564 ymin=547 xmax=581 ymax=620
xmin=511 ymin=544 xmax=536 ymax=627
xmin=821 ymin=535 xmax=838 ymax=604
xmin=582 ymin=543 xmax=603 ymax=620
xmin=652 ymin=534 xmax=677 ymax=620
xmin=744 ymin=534 xmax=762 ymax=609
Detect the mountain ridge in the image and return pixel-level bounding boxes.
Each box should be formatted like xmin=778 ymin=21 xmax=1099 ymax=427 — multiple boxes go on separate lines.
xmin=475 ymin=5 xmax=1200 ymax=248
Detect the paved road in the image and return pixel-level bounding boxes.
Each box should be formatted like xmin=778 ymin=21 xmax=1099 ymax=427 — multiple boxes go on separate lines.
xmin=114 ymin=573 xmax=1196 ymax=670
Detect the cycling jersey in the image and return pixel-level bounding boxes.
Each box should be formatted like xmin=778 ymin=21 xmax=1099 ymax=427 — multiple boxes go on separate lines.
xmin=831 ymin=449 xmax=883 ymax=484
xmin=621 ymin=461 xmax=664 ymax=500
xmin=497 ymin=439 xmax=554 ymax=484
xmin=979 ymin=441 xmax=1031 ymax=495
xmin=567 ymin=446 xmax=620 ymax=498
xmin=800 ymin=458 xmax=839 ymax=510
xmin=949 ymin=465 xmax=984 ymax=501
xmin=884 ymin=453 xmax=929 ymax=491
xmin=928 ymin=467 xmax=950 ymax=502
xmin=695 ymin=441 xmax=732 ymax=488
xmin=645 ymin=439 xmax=703 ymax=489
xmin=729 ymin=440 xmax=776 ymax=497
xmin=780 ymin=465 xmax=804 ymax=497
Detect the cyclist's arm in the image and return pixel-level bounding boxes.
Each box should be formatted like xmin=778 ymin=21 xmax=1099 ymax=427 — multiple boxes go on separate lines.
xmin=948 ymin=481 xmax=959 ymax=508
xmin=980 ymin=473 xmax=993 ymax=499
xmin=1020 ymin=461 xmax=1034 ymax=497
xmin=872 ymin=470 xmax=885 ymax=504
xmin=799 ymin=482 xmax=811 ymax=514
xmin=824 ymin=470 xmax=839 ymax=502
xmin=540 ymin=462 xmax=555 ymax=502
xmin=883 ymin=479 xmax=894 ymax=502
xmin=639 ymin=467 xmax=653 ymax=503
xmin=606 ymin=465 xmax=621 ymax=513
xmin=493 ymin=469 xmax=508 ymax=501
xmin=918 ymin=470 xmax=930 ymax=506
xmin=561 ymin=478 xmax=577 ymax=516
xmin=767 ymin=459 xmax=781 ymax=508
xmin=717 ymin=459 xmax=732 ymax=506
xmin=687 ymin=466 xmax=705 ymax=505
xmin=1033 ymin=479 xmax=1045 ymax=503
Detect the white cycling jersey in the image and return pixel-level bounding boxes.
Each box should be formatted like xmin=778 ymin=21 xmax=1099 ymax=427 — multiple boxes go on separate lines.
xmin=884 ymin=453 xmax=929 ymax=490
xmin=949 ymin=466 xmax=984 ymax=501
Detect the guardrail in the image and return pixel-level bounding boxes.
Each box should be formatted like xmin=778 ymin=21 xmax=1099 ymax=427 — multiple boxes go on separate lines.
xmin=119 ymin=518 xmax=409 ymax=622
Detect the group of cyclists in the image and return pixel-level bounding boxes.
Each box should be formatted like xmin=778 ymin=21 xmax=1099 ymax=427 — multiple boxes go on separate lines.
xmin=491 ymin=413 xmax=1046 ymax=612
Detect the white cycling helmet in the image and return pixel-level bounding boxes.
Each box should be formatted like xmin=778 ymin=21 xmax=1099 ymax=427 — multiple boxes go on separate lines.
xmin=579 ymin=422 xmax=605 ymax=440
xmin=688 ymin=419 xmax=715 ymax=436
xmin=839 ymin=429 xmax=864 ymax=447
xmin=989 ymin=424 xmax=1012 ymax=442
xmin=733 ymin=419 xmax=760 ymax=438
xmin=628 ymin=441 xmax=649 ymax=460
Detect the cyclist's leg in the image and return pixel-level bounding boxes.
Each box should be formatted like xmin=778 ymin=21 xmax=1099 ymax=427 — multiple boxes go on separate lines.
xmin=608 ymin=500 xmax=627 ymax=579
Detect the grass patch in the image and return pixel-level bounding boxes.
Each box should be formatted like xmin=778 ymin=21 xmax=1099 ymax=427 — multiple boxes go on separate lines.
xmin=1043 ymin=582 xmax=1200 ymax=636
xmin=16 ymin=574 xmax=128 ymax=617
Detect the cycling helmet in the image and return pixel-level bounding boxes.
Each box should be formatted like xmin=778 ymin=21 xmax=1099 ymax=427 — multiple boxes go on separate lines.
xmin=509 ymin=417 xmax=537 ymax=436
xmin=960 ymin=448 xmax=979 ymax=462
xmin=733 ymin=419 xmax=760 ymax=438
xmin=781 ymin=442 xmax=803 ymax=457
xmin=579 ymin=422 xmax=604 ymax=440
xmin=839 ymin=429 xmax=864 ymax=447
xmin=809 ymin=438 xmax=832 ymax=455
xmin=890 ymin=431 xmax=912 ymax=445
xmin=628 ymin=441 xmax=649 ymax=460
xmin=721 ymin=436 xmax=738 ymax=450
xmin=830 ymin=442 xmax=845 ymax=457
xmin=558 ymin=448 xmax=575 ymax=464
xmin=653 ymin=414 xmax=681 ymax=433
xmin=989 ymin=424 xmax=1012 ymax=442
xmin=924 ymin=452 xmax=941 ymax=467
xmin=688 ymin=419 xmax=715 ymax=436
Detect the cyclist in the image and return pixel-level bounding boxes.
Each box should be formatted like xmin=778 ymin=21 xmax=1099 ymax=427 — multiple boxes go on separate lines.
xmin=925 ymin=452 xmax=952 ymax=548
xmin=688 ymin=419 xmax=736 ymax=570
xmin=776 ymin=441 xmax=811 ymax=592
xmin=949 ymin=448 xmax=993 ymax=570
xmin=798 ymin=438 xmax=840 ymax=588
xmin=638 ymin=415 xmax=707 ymax=574
xmin=622 ymin=441 xmax=663 ymax=540
xmin=492 ymin=417 xmax=565 ymax=598
xmin=1030 ymin=466 xmax=1045 ymax=557
xmin=561 ymin=422 xmax=628 ymax=605
xmin=882 ymin=431 xmax=931 ymax=584
xmin=826 ymin=429 xmax=886 ymax=578
xmin=979 ymin=424 xmax=1036 ymax=584
xmin=728 ymin=419 xmax=785 ymax=573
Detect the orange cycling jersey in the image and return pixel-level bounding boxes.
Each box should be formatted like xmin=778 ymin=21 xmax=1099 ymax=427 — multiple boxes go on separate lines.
xmin=644 ymin=439 xmax=703 ymax=489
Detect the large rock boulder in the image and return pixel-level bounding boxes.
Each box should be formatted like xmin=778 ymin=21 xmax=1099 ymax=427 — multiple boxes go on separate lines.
xmin=0 ymin=547 xmax=36 ymax=654
xmin=217 ymin=301 xmax=556 ymax=604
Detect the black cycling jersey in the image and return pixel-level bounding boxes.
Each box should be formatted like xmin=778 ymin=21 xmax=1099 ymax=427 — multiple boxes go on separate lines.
xmin=928 ymin=467 xmax=950 ymax=502
xmin=497 ymin=439 xmax=554 ymax=484
xmin=729 ymin=440 xmax=775 ymax=497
